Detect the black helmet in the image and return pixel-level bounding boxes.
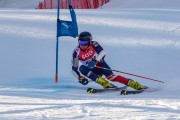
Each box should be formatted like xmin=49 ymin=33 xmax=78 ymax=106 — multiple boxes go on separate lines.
xmin=78 ymin=31 xmax=92 ymax=42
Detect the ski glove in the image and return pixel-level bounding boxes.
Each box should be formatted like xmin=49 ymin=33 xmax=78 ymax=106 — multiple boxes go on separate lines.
xmin=79 ymin=76 xmax=89 ymax=85
xmin=88 ymin=61 xmax=96 ymax=69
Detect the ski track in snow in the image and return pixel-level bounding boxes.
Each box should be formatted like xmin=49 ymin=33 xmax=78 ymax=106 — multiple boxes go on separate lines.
xmin=0 ymin=95 xmax=179 ymax=120
xmin=0 ymin=9 xmax=180 ymax=119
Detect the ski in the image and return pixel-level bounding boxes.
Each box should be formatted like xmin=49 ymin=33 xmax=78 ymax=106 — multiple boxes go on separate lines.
xmin=87 ymin=86 xmax=127 ymax=94
xmin=121 ymin=89 xmax=145 ymax=95
xmin=120 ymin=87 xmax=158 ymax=95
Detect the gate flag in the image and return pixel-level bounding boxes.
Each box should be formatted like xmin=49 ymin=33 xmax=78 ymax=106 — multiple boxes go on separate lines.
xmin=56 ymin=0 xmax=78 ymax=85
xmin=57 ymin=2 xmax=78 ymax=37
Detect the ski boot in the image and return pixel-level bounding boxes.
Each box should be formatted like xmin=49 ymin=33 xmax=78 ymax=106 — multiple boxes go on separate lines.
xmin=128 ymin=79 xmax=146 ymax=90
xmin=97 ymin=77 xmax=116 ymax=89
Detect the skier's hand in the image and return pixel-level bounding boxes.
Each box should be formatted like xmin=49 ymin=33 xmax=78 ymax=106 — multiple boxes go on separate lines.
xmin=88 ymin=61 xmax=96 ymax=69
xmin=78 ymin=76 xmax=89 ymax=85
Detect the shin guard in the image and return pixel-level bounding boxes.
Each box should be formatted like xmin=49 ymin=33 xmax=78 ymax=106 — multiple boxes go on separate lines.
xmin=107 ymin=74 xmax=129 ymax=85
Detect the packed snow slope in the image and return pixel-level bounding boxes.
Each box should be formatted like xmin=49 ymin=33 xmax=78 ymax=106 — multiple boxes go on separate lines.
xmin=0 ymin=0 xmax=180 ymax=120
xmin=0 ymin=8 xmax=180 ymax=119
xmin=103 ymin=0 xmax=180 ymax=9
xmin=1 ymin=0 xmax=180 ymax=9
xmin=0 ymin=0 xmax=42 ymax=9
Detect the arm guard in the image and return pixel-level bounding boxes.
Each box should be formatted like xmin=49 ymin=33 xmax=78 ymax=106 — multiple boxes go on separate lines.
xmin=71 ymin=49 xmax=80 ymax=79
xmin=92 ymin=41 xmax=106 ymax=62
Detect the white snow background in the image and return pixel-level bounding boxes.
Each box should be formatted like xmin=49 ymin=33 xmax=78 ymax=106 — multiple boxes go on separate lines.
xmin=0 ymin=0 xmax=180 ymax=119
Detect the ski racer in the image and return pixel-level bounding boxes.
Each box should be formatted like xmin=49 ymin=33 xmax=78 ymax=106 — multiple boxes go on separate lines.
xmin=71 ymin=31 xmax=145 ymax=90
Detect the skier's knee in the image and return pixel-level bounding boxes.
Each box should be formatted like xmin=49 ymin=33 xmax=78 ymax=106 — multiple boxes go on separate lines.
xmin=79 ymin=65 xmax=89 ymax=76
xmin=79 ymin=65 xmax=98 ymax=81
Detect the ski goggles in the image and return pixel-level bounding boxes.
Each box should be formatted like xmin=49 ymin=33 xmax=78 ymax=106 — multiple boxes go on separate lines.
xmin=79 ymin=40 xmax=90 ymax=46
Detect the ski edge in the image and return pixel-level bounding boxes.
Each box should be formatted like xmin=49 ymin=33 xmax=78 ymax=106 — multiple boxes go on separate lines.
xmin=87 ymin=86 xmax=127 ymax=94
xmin=120 ymin=87 xmax=158 ymax=95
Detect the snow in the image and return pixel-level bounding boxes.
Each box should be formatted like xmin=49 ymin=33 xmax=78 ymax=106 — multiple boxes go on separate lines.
xmin=0 ymin=0 xmax=42 ymax=9
xmin=103 ymin=0 xmax=180 ymax=9
xmin=0 ymin=0 xmax=180 ymax=120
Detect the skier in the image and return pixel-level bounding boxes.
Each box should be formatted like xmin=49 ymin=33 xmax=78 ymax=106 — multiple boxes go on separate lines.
xmin=72 ymin=31 xmax=145 ymax=90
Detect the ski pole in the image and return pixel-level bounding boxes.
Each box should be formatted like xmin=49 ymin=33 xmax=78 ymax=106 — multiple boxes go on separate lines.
xmin=95 ymin=65 xmax=164 ymax=83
